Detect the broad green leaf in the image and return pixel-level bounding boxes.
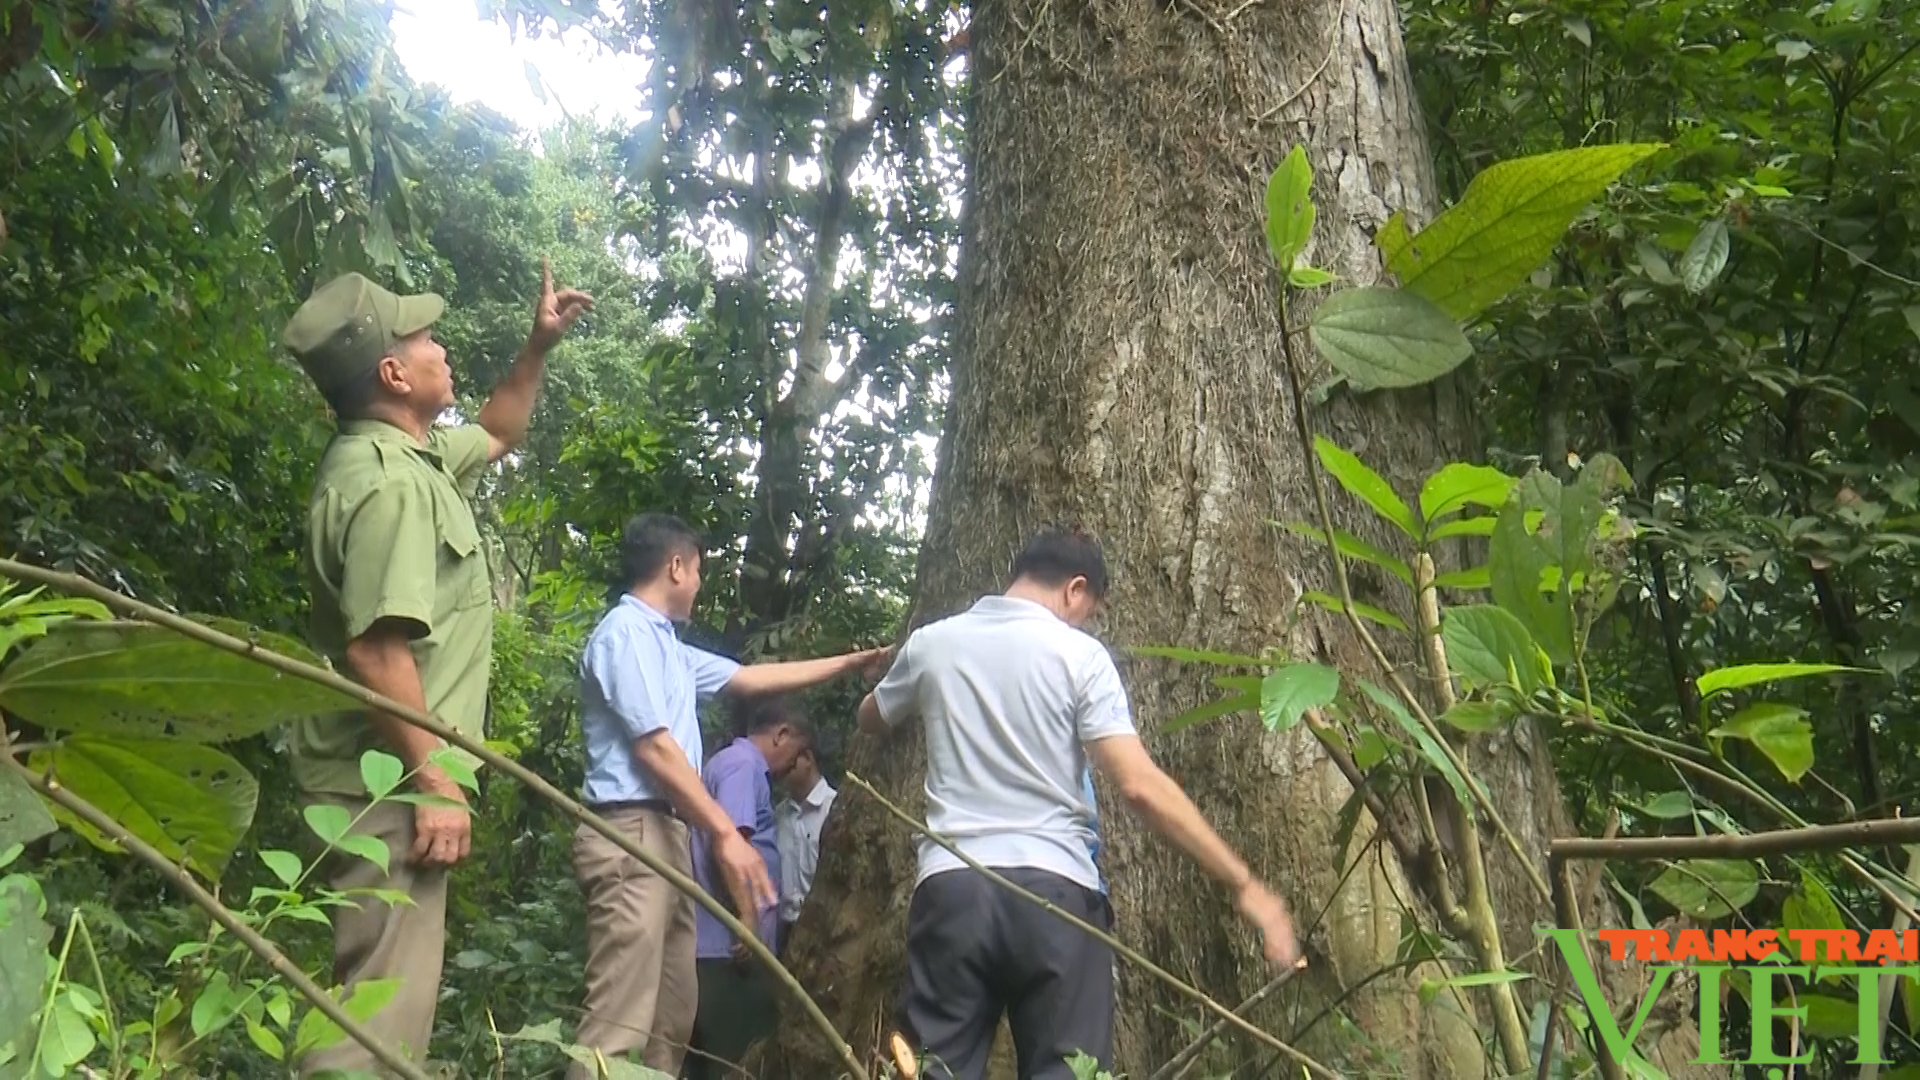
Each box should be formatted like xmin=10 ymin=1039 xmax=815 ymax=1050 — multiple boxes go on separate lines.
xmin=1440 ymin=700 xmax=1509 ymax=733
xmin=1358 ymin=680 xmax=1477 ymax=816
xmin=1782 ymin=873 xmax=1846 ymax=961
xmin=1161 ymin=692 xmax=1259 ymax=734
xmin=1299 ymin=591 xmax=1410 ymax=631
xmin=1635 ymin=792 xmax=1694 ymax=820
xmin=0 ymin=619 xmax=358 ymax=743
xmin=1313 ymin=437 xmax=1417 ymax=538
xmin=303 ymin=804 xmax=354 ymax=847
xmin=1130 ymin=645 xmax=1269 ymax=667
xmin=1420 ymin=463 xmax=1518 ymax=524
xmin=1800 ymin=994 xmax=1856 ymax=1039
xmin=1905 ymin=973 xmax=1920 ymax=1037
xmin=1281 ymin=522 xmax=1414 ymax=584
xmin=359 ymin=751 xmax=404 ymax=799
xmin=1433 ymin=567 xmax=1492 ymax=591
xmin=1418 ymin=968 xmax=1531 ymax=1005
xmin=1288 ymin=266 xmax=1335 ymax=289
xmin=35 ymin=997 xmax=95 ymax=1076
xmin=1649 ymin=859 xmax=1760 ymax=919
xmin=1489 ymin=481 xmax=1575 ymax=665
xmin=1429 ymin=516 xmax=1498 ymax=540
xmin=190 ymin=971 xmax=243 ymax=1037
xmin=335 ymin=833 xmax=391 ymax=874
xmin=0 ymin=769 xmax=55 ymax=853
xmin=1260 ymin=664 xmax=1340 ymax=733
xmin=261 ymin=850 xmax=303 ymax=888
xmin=1709 ymin=703 xmax=1814 ymax=783
xmin=1307 ymin=286 xmax=1473 ymax=391
xmin=1696 ymin=662 xmax=1871 ymax=699
xmin=246 ymin=1015 xmax=286 ymax=1060
xmin=0 ymin=875 xmax=52 ymax=1072
xmin=292 ymin=978 xmax=403 ymax=1057
xmin=27 ymin=738 xmax=257 ymax=880
xmin=425 ymin=746 xmax=480 ymax=792
xmin=1375 ymin=143 xmax=1666 ymax=321
xmin=1265 ymin=146 xmax=1315 ymax=271
xmin=1680 ymin=220 xmax=1730 ymax=293
xmin=1352 ymin=729 xmax=1390 ymax=770
xmin=1442 ymin=605 xmax=1543 ymax=694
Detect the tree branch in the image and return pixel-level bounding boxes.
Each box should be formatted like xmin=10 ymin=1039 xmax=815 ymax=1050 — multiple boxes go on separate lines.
xmin=1147 ymin=969 xmax=1301 ymax=1080
xmin=0 ymin=557 xmax=868 ymax=1080
xmin=5 ymin=758 xmax=430 ymax=1080
xmin=1551 ymin=817 xmax=1920 ymax=862
xmin=843 ymin=772 xmax=1339 ymax=1080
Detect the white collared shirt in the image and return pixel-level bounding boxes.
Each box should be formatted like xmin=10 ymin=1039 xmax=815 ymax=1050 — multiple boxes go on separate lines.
xmin=775 ymin=776 xmax=838 ymax=925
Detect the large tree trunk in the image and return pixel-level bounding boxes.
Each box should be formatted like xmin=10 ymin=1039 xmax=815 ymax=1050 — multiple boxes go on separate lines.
xmin=775 ymin=1 xmax=1714 ymax=1076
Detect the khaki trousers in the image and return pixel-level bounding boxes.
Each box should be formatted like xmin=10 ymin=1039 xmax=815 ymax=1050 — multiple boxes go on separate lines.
xmin=569 ymin=806 xmax=699 ymax=1078
xmin=296 ymin=794 xmax=447 ymax=1078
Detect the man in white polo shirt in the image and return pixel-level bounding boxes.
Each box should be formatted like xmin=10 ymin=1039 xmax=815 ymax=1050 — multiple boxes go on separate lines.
xmin=858 ymin=529 xmax=1303 ymax=1080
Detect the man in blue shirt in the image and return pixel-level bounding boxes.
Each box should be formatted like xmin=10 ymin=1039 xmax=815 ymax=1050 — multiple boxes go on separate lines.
xmin=568 ymin=513 xmax=887 ymax=1078
xmin=684 ymin=696 xmax=813 ymax=1079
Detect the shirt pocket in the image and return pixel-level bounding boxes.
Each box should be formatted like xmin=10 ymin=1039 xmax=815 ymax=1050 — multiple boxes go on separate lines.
xmin=432 ymin=484 xmax=492 ymax=611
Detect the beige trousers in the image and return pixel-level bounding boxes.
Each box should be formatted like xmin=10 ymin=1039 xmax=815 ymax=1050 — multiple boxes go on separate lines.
xmin=569 ymin=806 xmax=699 ymax=1078
xmin=296 ymin=794 xmax=447 ymax=1078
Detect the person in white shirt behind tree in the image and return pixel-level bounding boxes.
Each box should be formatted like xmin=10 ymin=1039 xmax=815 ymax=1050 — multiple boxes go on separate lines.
xmin=773 ymin=709 xmax=838 ymax=954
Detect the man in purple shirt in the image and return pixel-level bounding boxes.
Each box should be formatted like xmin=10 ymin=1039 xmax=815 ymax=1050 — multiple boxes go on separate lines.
xmin=684 ymin=695 xmax=813 ymax=1079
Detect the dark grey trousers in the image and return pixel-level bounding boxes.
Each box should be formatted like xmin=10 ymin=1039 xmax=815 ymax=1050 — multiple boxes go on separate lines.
xmin=896 ymin=867 xmax=1115 ymax=1080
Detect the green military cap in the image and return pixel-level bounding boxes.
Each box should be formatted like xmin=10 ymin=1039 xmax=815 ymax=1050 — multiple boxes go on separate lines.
xmin=282 ymin=272 xmax=445 ymax=395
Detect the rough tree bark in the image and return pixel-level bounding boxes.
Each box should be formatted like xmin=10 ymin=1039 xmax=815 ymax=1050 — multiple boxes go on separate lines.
xmin=775 ymin=0 xmax=1716 ymax=1076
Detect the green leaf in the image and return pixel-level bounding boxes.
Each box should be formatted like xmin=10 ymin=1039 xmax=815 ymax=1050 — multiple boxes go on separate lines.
xmin=1299 ymin=591 xmax=1410 ymax=631
xmin=1709 ymin=703 xmax=1815 ymax=783
xmin=1130 ymin=645 xmax=1269 ymax=667
xmin=1782 ymin=873 xmax=1846 ymax=959
xmin=1679 ymin=220 xmax=1730 ymax=293
xmin=1357 ymin=680 xmax=1477 ymax=815
xmin=0 ymin=768 xmax=55 ymax=853
xmin=1161 ymin=692 xmax=1259 ymax=734
xmin=1442 ymin=605 xmax=1543 ymax=694
xmin=1433 ymin=567 xmax=1492 ymax=591
xmin=1429 ymin=516 xmax=1498 ymax=540
xmin=1635 ymin=792 xmax=1694 ymax=820
xmin=302 ymin=804 xmax=353 ymax=847
xmin=0 ymin=875 xmax=52 ymax=1071
xmin=0 ymin=619 xmax=358 ymax=743
xmin=245 ymin=1015 xmax=285 ymax=1060
xmin=1306 ymin=286 xmax=1474 ymax=391
xmin=335 ymin=833 xmax=391 ymax=875
xmin=1696 ymin=662 xmax=1872 ymax=698
xmin=261 ymin=850 xmax=303 ymax=889
xmin=1418 ymin=968 xmax=1531 ymax=1006
xmin=1800 ymin=994 xmax=1856 ymax=1039
xmin=190 ymin=971 xmax=242 ymax=1037
xmin=1313 ymin=436 xmax=1418 ymax=538
xmin=1375 ymin=143 xmax=1666 ymax=321
xmin=1281 ymin=522 xmax=1413 ymax=584
xmin=359 ymin=751 xmax=404 ymax=800
xmin=425 ymin=747 xmax=479 ymax=792
xmin=1420 ymin=463 xmax=1518 ymax=524
xmin=1288 ymin=266 xmax=1335 ymax=289
xmin=1440 ymin=700 xmax=1509 ymax=733
xmin=1264 ymin=145 xmax=1315 ymax=272
xmin=1490 ymin=487 xmax=1574 ymax=665
xmin=1260 ymin=664 xmax=1340 ymax=733
xmin=292 ymin=978 xmax=403 ymax=1057
xmin=27 ymin=737 xmax=257 ymax=880
xmin=1649 ymin=859 xmax=1760 ymax=919
xmin=35 ymin=997 xmax=95 ymax=1075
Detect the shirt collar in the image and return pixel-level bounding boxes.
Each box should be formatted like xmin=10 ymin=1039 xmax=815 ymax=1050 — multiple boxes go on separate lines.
xmin=720 ymin=736 xmax=770 ymax=775
xmin=970 ymin=595 xmax=1057 ymax=620
xmin=617 ymin=594 xmax=675 ymax=629
xmin=798 ymin=776 xmax=834 ymax=809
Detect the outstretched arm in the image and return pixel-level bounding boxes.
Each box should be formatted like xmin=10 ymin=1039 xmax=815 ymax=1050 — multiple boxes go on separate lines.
xmin=479 ymin=256 xmax=593 ymax=462
xmin=1087 ymin=733 xmax=1303 ymax=970
xmin=726 ymin=646 xmax=891 ymax=698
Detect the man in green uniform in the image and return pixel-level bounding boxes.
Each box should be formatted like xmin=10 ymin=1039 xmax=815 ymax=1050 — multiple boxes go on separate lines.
xmin=281 ymin=260 xmax=591 ymax=1077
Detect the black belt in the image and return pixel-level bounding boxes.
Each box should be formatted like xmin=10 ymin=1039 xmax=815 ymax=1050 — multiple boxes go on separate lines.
xmin=588 ymin=798 xmax=678 ymax=819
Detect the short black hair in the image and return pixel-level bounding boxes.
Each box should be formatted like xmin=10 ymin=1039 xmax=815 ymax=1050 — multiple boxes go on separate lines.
xmin=734 ymin=694 xmax=815 ymax=744
xmin=619 ymin=513 xmax=703 ymax=589
xmin=1009 ymin=528 xmax=1110 ymax=598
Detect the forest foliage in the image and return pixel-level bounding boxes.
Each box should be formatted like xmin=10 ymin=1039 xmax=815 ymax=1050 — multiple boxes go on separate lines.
xmin=2 ymin=0 xmax=1919 ymax=1075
